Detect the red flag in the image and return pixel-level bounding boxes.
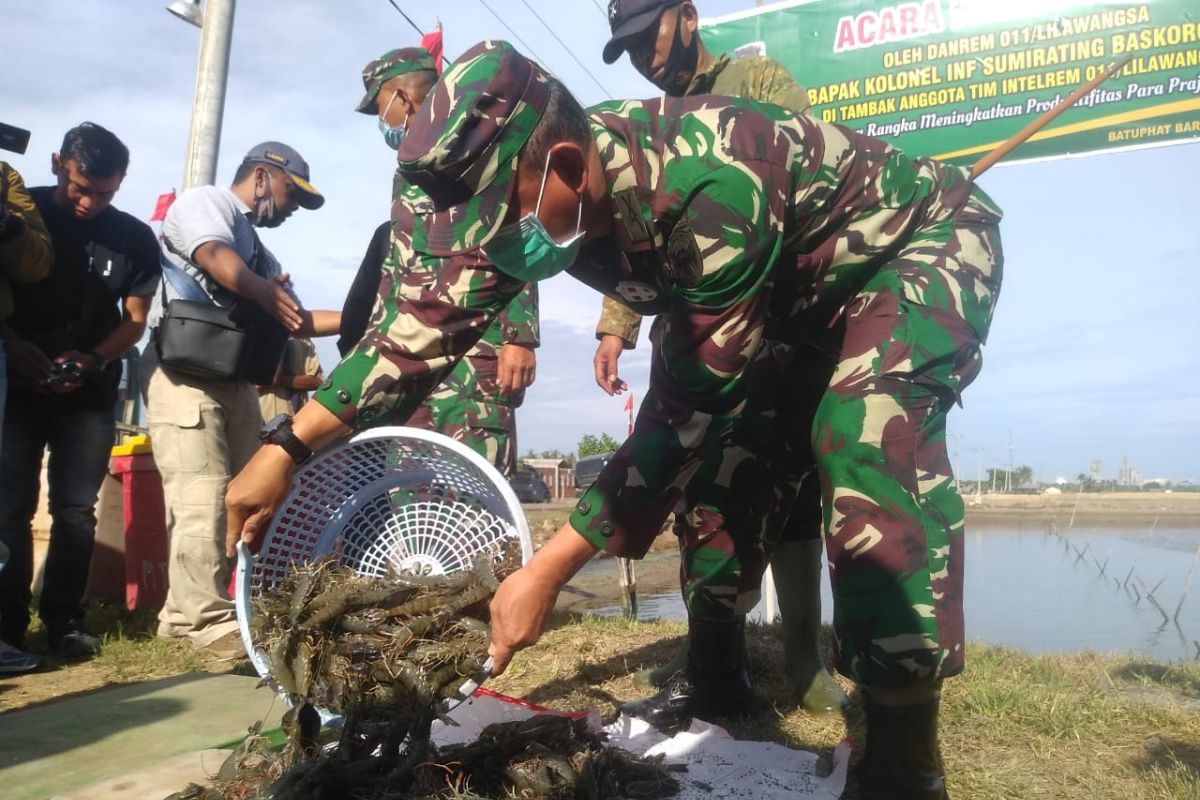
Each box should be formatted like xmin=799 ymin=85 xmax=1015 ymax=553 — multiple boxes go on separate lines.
xmin=421 ymin=23 xmax=444 ymax=75
xmin=624 ymin=393 xmax=634 ymax=437
xmin=150 ymin=190 xmax=176 ymax=222
xmin=622 ymin=394 xmax=633 ymax=412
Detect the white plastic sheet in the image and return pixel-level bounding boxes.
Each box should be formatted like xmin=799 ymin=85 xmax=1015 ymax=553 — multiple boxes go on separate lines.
xmin=436 ymin=689 xmax=849 ymax=799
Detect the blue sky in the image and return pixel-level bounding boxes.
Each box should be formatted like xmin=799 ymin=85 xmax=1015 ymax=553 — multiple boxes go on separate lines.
xmin=4 ymin=1 xmax=1197 ymax=482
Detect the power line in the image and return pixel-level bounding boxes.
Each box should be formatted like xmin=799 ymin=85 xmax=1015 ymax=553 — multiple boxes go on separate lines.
xmin=381 ymin=0 xmax=451 ymax=68
xmin=588 ymin=0 xmax=609 ymax=20
xmin=516 ymin=0 xmax=614 ymax=98
xmin=476 ymin=0 xmax=549 ymax=65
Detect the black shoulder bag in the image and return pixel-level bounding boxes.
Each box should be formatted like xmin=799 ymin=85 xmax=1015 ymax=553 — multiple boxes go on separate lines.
xmin=155 ymin=232 xmax=288 ymax=382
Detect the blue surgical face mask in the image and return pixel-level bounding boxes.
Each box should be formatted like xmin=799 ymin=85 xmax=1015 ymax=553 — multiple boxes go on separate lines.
xmin=378 ymin=90 xmax=410 ymax=151
xmin=483 ymin=151 xmax=585 ymax=282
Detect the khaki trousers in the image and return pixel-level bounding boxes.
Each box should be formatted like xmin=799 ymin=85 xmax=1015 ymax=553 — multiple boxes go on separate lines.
xmin=140 ymin=346 xmax=262 ymax=648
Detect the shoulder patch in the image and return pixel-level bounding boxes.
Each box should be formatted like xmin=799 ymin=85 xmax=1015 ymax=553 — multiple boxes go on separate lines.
xmin=665 ymin=216 xmax=702 ymax=288
xmin=612 ymin=188 xmax=652 ymax=247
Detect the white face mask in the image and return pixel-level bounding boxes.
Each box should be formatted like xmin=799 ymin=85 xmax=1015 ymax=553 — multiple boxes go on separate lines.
xmin=251 ymin=169 xmax=279 ymax=227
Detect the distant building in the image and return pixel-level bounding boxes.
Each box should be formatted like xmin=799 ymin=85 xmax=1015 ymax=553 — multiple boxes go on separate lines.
xmin=522 ymin=458 xmax=573 ymax=500
xmin=1118 ymin=456 xmax=1141 ymax=487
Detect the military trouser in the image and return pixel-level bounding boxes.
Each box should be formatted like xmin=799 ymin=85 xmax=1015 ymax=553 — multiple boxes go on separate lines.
xmin=677 ymin=207 xmax=1001 ymax=688
xmin=404 ymin=351 xmax=518 ymax=479
xmin=674 ymin=346 xmax=834 ymax=621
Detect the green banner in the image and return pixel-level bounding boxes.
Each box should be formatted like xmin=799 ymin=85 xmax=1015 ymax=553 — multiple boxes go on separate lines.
xmin=702 ymin=0 xmax=1200 ymax=166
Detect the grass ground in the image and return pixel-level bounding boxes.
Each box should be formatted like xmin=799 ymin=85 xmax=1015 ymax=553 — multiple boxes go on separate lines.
xmin=2 ymin=604 xmax=1197 ymax=799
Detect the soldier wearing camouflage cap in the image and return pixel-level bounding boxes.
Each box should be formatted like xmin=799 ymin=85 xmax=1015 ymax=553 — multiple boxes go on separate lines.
xmin=341 ymin=46 xmax=541 ymax=477
xmin=596 ymin=0 xmax=845 ymax=717
xmin=226 ymin=40 xmax=1003 ymax=799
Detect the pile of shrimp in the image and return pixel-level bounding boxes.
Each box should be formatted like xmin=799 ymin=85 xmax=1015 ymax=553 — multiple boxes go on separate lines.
xmin=168 ymin=543 xmax=679 ymax=799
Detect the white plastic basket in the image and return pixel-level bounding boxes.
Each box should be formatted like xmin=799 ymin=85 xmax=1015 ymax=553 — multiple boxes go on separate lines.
xmin=235 ymin=426 xmax=533 ymax=702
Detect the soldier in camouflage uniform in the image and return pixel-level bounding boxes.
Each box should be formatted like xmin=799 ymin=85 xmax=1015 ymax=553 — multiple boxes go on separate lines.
xmin=598 ymin=0 xmax=846 ymax=716
xmin=345 ymin=47 xmax=540 ymax=477
xmin=226 ymin=41 xmax=1002 ymax=799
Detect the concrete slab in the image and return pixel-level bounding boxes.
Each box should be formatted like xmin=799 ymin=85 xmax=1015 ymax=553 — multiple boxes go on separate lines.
xmin=0 ymin=673 xmax=284 ymax=800
xmin=51 ymin=749 xmax=233 ymax=800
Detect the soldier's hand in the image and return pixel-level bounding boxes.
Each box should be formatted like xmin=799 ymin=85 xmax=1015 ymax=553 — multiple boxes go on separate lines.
xmin=487 ymin=564 xmax=558 ymax=675
xmin=488 ymin=525 xmax=599 ymax=675
xmin=593 ymin=335 xmax=627 ymax=396
xmin=225 ymin=444 xmax=295 ymax=557
xmin=498 ymin=343 xmax=536 ymax=395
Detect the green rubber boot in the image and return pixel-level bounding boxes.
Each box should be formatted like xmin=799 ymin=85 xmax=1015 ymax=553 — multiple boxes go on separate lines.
xmin=633 ymin=640 xmax=688 ymax=691
xmin=772 ymin=538 xmax=848 ymax=714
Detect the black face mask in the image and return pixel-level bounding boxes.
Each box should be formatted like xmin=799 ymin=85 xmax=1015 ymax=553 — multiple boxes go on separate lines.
xmin=653 ymin=11 xmax=699 ymax=96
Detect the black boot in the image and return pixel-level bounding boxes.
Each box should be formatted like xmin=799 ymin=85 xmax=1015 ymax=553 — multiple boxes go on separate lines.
xmin=842 ymin=693 xmax=950 ymax=800
xmin=620 ymin=616 xmax=753 ymax=733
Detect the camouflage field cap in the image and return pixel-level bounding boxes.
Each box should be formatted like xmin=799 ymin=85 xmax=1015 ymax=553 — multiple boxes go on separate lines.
xmin=397 ymin=40 xmax=550 ymax=257
xmin=356 ymin=47 xmax=437 ymax=114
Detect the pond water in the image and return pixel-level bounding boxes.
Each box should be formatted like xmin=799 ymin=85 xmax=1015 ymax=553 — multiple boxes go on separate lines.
xmin=580 ymin=524 xmax=1200 ymax=664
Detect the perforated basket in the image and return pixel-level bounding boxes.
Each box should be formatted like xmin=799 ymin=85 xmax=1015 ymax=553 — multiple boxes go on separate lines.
xmin=235 ymin=426 xmax=533 ymax=697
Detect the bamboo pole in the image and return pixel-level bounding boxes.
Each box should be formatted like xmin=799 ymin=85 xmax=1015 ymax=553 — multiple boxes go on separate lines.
xmin=1068 ymin=485 xmax=1083 ymax=529
xmin=1137 ymin=575 xmax=1170 ymax=623
xmin=1173 ymin=544 xmax=1200 ymax=623
xmin=971 ymin=53 xmax=1135 ymax=178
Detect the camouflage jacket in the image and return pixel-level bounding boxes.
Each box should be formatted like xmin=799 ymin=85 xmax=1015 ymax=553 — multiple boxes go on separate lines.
xmin=315 ymin=97 xmax=1001 ymax=556
xmin=595 ymin=52 xmax=812 ymax=346
xmin=0 ymin=162 xmax=53 ymax=321
xmin=391 ymin=166 xmax=540 ymax=406
xmin=571 ymin=97 xmax=1001 ymax=556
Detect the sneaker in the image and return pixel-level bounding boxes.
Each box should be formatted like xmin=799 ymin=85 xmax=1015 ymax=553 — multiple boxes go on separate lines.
xmin=48 ymin=624 xmax=101 ymax=659
xmin=0 ymin=641 xmax=41 ymax=673
xmin=200 ymin=629 xmax=246 ymax=661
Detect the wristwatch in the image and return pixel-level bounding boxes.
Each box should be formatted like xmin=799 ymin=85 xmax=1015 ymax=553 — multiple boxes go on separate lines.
xmin=259 ymin=414 xmax=313 ymax=466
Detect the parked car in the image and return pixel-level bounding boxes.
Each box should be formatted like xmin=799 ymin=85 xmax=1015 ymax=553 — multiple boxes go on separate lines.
xmin=510 ymin=466 xmax=550 ymax=503
xmin=574 ymin=452 xmax=614 ymax=492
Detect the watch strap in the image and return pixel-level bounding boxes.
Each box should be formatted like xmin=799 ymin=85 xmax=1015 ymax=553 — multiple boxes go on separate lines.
xmin=266 ymin=418 xmax=312 ymax=465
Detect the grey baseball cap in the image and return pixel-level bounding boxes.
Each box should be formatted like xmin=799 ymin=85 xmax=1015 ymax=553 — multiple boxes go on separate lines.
xmin=241 ymin=142 xmax=324 ymax=210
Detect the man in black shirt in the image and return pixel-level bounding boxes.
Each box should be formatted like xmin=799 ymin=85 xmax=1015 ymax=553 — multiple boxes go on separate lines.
xmin=0 ymin=122 xmax=160 ymax=658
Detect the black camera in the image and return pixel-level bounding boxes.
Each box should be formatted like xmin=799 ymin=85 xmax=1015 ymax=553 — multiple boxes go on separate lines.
xmin=0 ymin=123 xmax=31 ymax=155
xmin=45 ymin=361 xmax=84 ymax=387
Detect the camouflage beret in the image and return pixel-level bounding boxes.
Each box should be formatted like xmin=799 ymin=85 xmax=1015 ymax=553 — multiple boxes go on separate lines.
xmin=356 ymin=47 xmax=437 ymax=114
xmin=397 ymin=40 xmax=550 ymax=257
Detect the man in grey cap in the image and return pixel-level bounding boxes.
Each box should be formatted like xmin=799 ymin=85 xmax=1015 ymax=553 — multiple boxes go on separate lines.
xmin=142 ymin=141 xmax=335 ymax=659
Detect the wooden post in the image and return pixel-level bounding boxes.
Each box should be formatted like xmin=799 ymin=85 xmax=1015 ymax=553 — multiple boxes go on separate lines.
xmin=1137 ymin=574 xmax=1170 ymax=624
xmin=1174 ymin=544 xmax=1200 ymax=623
xmin=763 ymin=564 xmax=778 ymax=622
xmin=617 ymin=557 xmax=637 ymax=619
